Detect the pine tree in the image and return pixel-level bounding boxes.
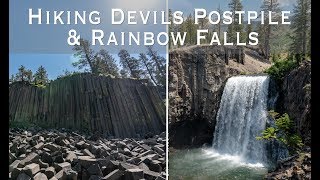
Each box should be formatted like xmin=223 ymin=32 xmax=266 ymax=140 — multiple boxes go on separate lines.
xmin=9 ymin=74 xmax=15 ymax=84
xmin=118 ymin=49 xmax=143 ymax=79
xmin=146 ymin=46 xmax=166 ymax=87
xmin=169 ymin=9 xmax=174 ymax=49
xmin=120 ymin=69 xmax=129 ymax=78
xmin=185 ymin=14 xmax=197 ymax=45
xmin=25 ymin=70 xmax=33 ymax=82
xmin=246 ymin=24 xmax=253 ymax=44
xmin=260 ymin=0 xmax=281 ymax=60
xmin=228 ymin=0 xmax=244 ymax=43
xmin=290 ymin=0 xmax=311 ymax=63
xmin=72 ymin=38 xmax=98 ymax=74
xmin=138 ymin=53 xmax=158 ymax=86
xmin=33 ymin=65 xmax=49 ymax=85
xmin=96 ymin=49 xmax=119 ymax=77
xmin=16 ymin=65 xmax=33 ymax=82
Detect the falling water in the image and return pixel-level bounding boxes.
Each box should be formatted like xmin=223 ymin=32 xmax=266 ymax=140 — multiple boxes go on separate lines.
xmin=213 ymin=75 xmax=270 ymax=163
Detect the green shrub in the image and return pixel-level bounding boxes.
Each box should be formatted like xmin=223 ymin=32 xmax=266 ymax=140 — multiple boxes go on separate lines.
xmin=9 ymin=120 xmax=34 ymax=128
xmin=256 ymin=111 xmax=303 ymax=155
xmin=265 ymin=59 xmax=298 ymax=82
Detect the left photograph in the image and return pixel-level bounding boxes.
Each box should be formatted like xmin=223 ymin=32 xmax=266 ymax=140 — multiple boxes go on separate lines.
xmin=9 ymin=0 xmax=167 ymax=179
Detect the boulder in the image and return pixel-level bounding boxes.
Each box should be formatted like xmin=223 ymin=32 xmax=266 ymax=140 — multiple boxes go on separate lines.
xmin=33 ymin=172 xmax=48 ymax=180
xmin=23 ymin=163 xmax=40 ymax=177
xmin=102 ymin=169 xmax=124 ymax=180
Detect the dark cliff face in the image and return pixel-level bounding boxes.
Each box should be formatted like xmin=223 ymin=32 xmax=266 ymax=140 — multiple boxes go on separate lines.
xmin=278 ymin=61 xmax=311 ymax=145
xmin=9 ymin=73 xmax=165 ymax=138
xmin=168 ymin=45 xmax=270 ymax=148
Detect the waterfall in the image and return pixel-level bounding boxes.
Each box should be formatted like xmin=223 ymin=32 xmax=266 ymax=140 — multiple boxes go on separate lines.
xmin=213 ymin=75 xmax=270 ymax=163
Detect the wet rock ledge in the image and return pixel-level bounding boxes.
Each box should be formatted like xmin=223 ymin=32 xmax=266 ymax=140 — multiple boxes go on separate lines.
xmin=9 ymin=128 xmax=166 ymax=180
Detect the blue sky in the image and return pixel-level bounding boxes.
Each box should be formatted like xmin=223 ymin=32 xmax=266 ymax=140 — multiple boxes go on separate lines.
xmin=10 ymin=0 xmax=296 ymax=80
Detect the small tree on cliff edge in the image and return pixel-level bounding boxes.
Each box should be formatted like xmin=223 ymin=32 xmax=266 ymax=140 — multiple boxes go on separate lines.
xmin=146 ymin=46 xmax=166 ymax=88
xmin=138 ymin=53 xmax=159 ymax=86
xmin=118 ymin=49 xmax=144 ymax=79
xmin=73 ymin=38 xmax=98 ymax=74
xmin=33 ymin=65 xmax=49 ymax=85
xmin=15 ymin=65 xmax=33 ymax=83
xmin=72 ymin=38 xmax=119 ymax=76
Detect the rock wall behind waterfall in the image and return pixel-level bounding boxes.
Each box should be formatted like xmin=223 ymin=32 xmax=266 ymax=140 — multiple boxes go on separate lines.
xmin=9 ymin=73 xmax=165 ymax=138
xmin=169 ymin=45 xmax=270 ymax=148
xmin=280 ymin=61 xmax=311 ymax=145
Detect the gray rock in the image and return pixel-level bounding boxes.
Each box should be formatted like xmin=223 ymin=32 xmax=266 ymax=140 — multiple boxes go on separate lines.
xmin=9 ymin=160 xmax=21 ymax=172
xmin=102 ymin=169 xmax=124 ymax=180
xmin=23 ymin=163 xmax=40 ymax=177
xmin=65 ymin=168 xmax=78 ymax=180
xmin=45 ymin=167 xmax=56 ymax=179
xmin=138 ymin=163 xmax=150 ymax=171
xmin=116 ymin=141 xmax=127 ymax=149
xmin=140 ymin=144 xmax=151 ymax=151
xmin=144 ymin=170 xmax=161 ymax=180
xmin=152 ymin=146 xmax=164 ymax=155
xmin=77 ymin=156 xmax=97 ymax=169
xmin=54 ymin=170 xmax=65 ymax=179
xmin=55 ymin=162 xmax=71 ymax=172
xmin=139 ymin=150 xmax=154 ymax=157
xmin=16 ymin=173 xmax=31 ymax=180
xmin=9 ymin=152 xmax=17 ymax=164
xmin=33 ymin=172 xmax=48 ymax=180
xmin=124 ymin=169 xmax=144 ymax=180
xmin=66 ymin=151 xmax=77 ymax=162
xmin=33 ymin=142 xmax=44 ymax=151
xmin=83 ymin=149 xmax=96 ymax=158
xmin=89 ymin=175 xmax=102 ymax=180
xmin=11 ymin=167 xmax=23 ymax=179
xmin=87 ymin=163 xmax=103 ymax=176
xmin=19 ymin=152 xmax=39 ymax=167
xmin=119 ymin=162 xmax=139 ymax=171
xmin=35 ymin=159 xmax=49 ymax=169
xmin=149 ymin=161 xmax=162 ymax=172
xmin=103 ymin=160 xmax=119 ymax=175
xmin=41 ymin=152 xmax=53 ymax=164
xmin=44 ymin=143 xmax=59 ymax=152
xmin=54 ymin=155 xmax=64 ymax=163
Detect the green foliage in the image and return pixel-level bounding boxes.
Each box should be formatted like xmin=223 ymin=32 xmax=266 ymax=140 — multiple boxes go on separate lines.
xmin=118 ymin=49 xmax=144 ymax=79
xmin=12 ymin=65 xmax=33 ymax=83
xmin=31 ymin=83 xmax=46 ymax=88
xmin=56 ymin=70 xmax=82 ymax=79
xmin=256 ymin=127 xmax=277 ymax=140
xmin=33 ymin=65 xmax=49 ymax=85
xmin=265 ymin=59 xmax=298 ymax=81
xmin=72 ymin=38 xmax=119 ymax=77
xmin=228 ymin=0 xmax=245 ymax=43
xmin=9 ymin=120 xmax=34 ymax=129
xmin=256 ymin=111 xmax=303 ymax=154
xmin=290 ymin=0 xmax=311 ymax=62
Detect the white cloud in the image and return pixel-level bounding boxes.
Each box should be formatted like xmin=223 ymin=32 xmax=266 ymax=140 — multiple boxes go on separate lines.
xmin=276 ymin=0 xmax=296 ymax=7
xmin=110 ymin=0 xmax=164 ymax=10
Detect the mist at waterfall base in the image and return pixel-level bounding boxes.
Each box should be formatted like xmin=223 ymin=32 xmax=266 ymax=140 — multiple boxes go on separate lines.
xmin=169 ymin=76 xmax=287 ymax=179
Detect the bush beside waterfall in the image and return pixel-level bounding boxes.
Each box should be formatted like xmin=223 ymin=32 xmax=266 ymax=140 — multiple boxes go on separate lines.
xmin=256 ymin=110 xmax=303 ymax=155
xmin=265 ymin=57 xmax=298 ymax=82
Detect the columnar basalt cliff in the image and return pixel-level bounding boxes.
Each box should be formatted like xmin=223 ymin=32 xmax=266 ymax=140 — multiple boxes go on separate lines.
xmin=9 ymin=73 xmax=165 ymax=138
xmin=169 ymin=45 xmax=270 ymax=148
xmin=279 ymin=61 xmax=311 ymax=145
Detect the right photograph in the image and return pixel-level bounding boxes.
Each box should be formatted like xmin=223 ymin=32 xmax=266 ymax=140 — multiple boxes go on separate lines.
xmin=168 ymin=0 xmax=311 ymax=179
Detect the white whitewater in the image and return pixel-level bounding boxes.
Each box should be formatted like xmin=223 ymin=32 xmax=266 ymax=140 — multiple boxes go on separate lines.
xmin=213 ymin=76 xmax=270 ymax=163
